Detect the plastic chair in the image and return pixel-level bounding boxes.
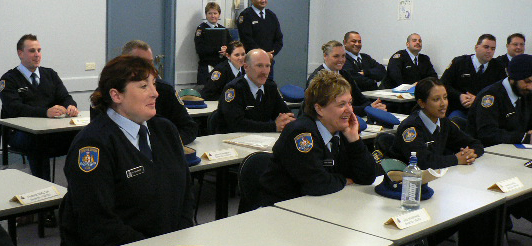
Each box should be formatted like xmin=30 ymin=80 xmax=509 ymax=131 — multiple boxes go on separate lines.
xmin=237 ymin=152 xmax=273 ymax=214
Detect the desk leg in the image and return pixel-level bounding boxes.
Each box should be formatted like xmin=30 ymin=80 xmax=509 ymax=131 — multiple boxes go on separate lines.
xmin=2 ymin=126 xmax=8 ymax=166
xmin=215 ymin=167 xmax=229 ymax=220
xmin=8 ymin=218 xmax=17 ymax=246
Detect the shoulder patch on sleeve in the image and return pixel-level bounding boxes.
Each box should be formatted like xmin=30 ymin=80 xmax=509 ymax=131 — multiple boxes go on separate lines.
xmin=78 ymin=147 xmax=100 ymax=173
xmin=393 ymin=53 xmax=401 ymax=59
xmin=239 ymin=15 xmax=244 ymax=24
xmin=195 ymin=29 xmax=202 ymax=37
xmin=402 ymin=127 xmax=417 ymax=142
xmin=225 ymin=88 xmax=235 ymax=102
xmin=175 ymin=92 xmax=184 ymax=105
xmin=481 ymin=95 xmax=494 ymax=108
xmin=0 ymin=80 xmax=5 ymax=92
xmin=211 ymin=71 xmax=221 ymax=81
xmin=294 ymin=133 xmax=313 ymax=153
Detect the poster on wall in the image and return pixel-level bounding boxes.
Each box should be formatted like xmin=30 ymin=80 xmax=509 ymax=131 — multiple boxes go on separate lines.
xmin=398 ymin=0 xmax=413 ymax=21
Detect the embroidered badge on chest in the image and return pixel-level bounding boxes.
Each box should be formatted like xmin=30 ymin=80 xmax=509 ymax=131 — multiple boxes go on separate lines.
xmin=225 ymin=88 xmax=235 ymax=102
xmin=481 ymin=95 xmax=495 ymax=108
xmin=78 ymin=146 xmax=100 ymax=172
xmin=211 ymin=71 xmax=221 ymax=81
xmin=0 ymin=80 xmax=5 ymax=92
xmin=402 ymin=127 xmax=417 ymax=142
xmin=294 ymin=133 xmax=313 ymax=153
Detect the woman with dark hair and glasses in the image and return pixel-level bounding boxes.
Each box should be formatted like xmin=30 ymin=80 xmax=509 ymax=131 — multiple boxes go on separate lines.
xmin=390 ymin=77 xmax=484 ymax=170
xmin=59 ymin=56 xmax=194 ymax=246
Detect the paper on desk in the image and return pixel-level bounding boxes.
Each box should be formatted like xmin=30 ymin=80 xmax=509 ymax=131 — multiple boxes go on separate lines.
xmin=515 ymin=144 xmax=532 ymax=149
xmin=70 ymin=117 xmax=90 ymax=126
xmin=392 ymin=84 xmax=415 ymax=92
xmin=373 ymin=91 xmax=396 ymax=96
xmin=364 ymin=124 xmax=383 ymax=133
xmin=10 ymin=186 xmax=61 ymax=205
xmin=223 ymin=134 xmax=277 ymax=151
xmin=397 ymin=93 xmax=414 ymax=99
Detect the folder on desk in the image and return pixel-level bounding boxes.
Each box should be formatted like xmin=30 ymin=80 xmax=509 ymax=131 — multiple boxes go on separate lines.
xmin=223 ymin=134 xmax=276 ymax=151
xmin=392 ymin=84 xmax=416 ymax=95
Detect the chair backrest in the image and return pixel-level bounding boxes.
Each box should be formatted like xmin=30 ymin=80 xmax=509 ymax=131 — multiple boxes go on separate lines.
xmin=237 ymin=152 xmax=273 ymax=214
xmin=206 ymin=110 xmax=219 ymax=135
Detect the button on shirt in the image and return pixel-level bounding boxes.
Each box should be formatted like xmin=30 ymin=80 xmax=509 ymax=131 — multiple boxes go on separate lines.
xmin=107 ymin=108 xmax=152 ymax=150
xmin=17 ymin=64 xmax=40 ymax=86
xmin=316 ymin=120 xmax=340 ymax=152
xmin=471 ymin=55 xmax=488 ymax=73
xmin=244 ymin=74 xmax=264 ymax=100
xmin=419 ymin=110 xmax=441 ymax=134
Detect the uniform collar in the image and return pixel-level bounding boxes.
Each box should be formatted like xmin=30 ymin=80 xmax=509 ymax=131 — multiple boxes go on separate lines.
xmin=17 ymin=64 xmax=40 ymax=83
xmin=106 ymin=108 xmax=150 ymax=140
xmin=206 ymin=22 xmax=218 ymax=28
xmin=507 ymin=53 xmax=513 ymax=61
xmin=244 ymin=74 xmax=264 ymax=97
xmin=405 ymin=49 xmax=418 ymax=63
xmin=316 ymin=120 xmax=340 ymax=150
xmin=419 ymin=110 xmax=440 ymax=134
xmin=471 ymin=55 xmax=489 ymax=72
xmin=502 ymin=77 xmax=519 ymax=107
xmin=251 ymin=5 xmax=266 ymax=18
xmin=228 ymin=60 xmax=240 ymax=77
xmin=322 ymin=63 xmax=339 ymax=73
xmin=345 ymin=50 xmax=361 ymax=61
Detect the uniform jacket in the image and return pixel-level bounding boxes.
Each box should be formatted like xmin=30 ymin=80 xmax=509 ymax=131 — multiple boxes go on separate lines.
xmin=237 ymin=7 xmax=283 ymax=55
xmin=467 ymin=80 xmax=532 ymax=147
xmin=381 ymin=49 xmax=437 ymax=89
xmin=194 ymin=22 xmax=232 ymax=66
xmin=0 ymin=66 xmax=76 ymax=118
xmin=200 ymin=60 xmax=244 ymax=101
xmin=260 ymin=115 xmax=376 ymax=205
xmin=155 ymin=79 xmax=198 ymax=144
xmin=306 ymin=65 xmax=371 ymax=116
xmin=440 ymin=55 xmax=506 ymax=113
xmin=217 ymin=76 xmax=289 ymax=133
xmin=343 ymin=53 xmax=386 ymax=91
xmin=60 ymin=114 xmax=194 ymax=246
xmin=390 ymin=110 xmax=484 ymax=170
xmin=495 ymin=54 xmax=510 ymax=68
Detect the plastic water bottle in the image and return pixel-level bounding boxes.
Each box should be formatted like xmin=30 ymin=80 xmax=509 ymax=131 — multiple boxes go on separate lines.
xmin=401 ymin=152 xmax=422 ymax=211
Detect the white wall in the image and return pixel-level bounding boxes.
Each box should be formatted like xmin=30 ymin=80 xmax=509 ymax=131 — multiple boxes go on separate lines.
xmin=175 ymin=0 xmax=247 ymax=88
xmin=0 ymin=0 xmax=106 ymax=111
xmin=309 ymin=0 xmax=532 ymax=76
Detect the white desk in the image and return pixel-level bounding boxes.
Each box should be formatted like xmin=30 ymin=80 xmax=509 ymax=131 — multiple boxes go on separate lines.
xmin=485 ymin=144 xmax=532 ymax=160
xmin=124 ymin=207 xmax=393 ymax=246
xmin=0 ymin=169 xmax=68 ymax=245
xmin=363 ymin=89 xmax=415 ymax=103
xmin=0 ymin=111 xmax=90 ymax=166
xmin=275 ymin=175 xmax=505 ymax=244
xmin=187 ymin=101 xmax=218 ymax=117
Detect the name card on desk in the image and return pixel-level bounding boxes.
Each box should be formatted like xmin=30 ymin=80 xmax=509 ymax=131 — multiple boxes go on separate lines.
xmin=202 ymin=148 xmax=238 ymax=160
xmin=488 ymin=177 xmax=524 ymax=193
xmin=10 ymin=186 xmax=61 ymax=205
xmin=385 ymin=208 xmax=431 ymax=229
xmin=397 ymin=93 xmax=414 ymax=100
xmin=365 ymin=125 xmax=383 ymax=132
xmin=70 ymin=117 xmax=90 ymax=126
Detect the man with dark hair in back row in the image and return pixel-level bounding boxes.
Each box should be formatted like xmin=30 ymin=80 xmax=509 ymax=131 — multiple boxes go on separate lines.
xmin=441 ymin=34 xmax=506 ymax=119
xmin=496 ymin=33 xmax=526 ymax=68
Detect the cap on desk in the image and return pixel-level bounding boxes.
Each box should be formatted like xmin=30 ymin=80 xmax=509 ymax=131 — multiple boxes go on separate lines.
xmin=180 ymin=95 xmax=208 ymax=109
xmin=357 ymin=115 xmax=367 ymax=131
xmin=279 ymin=85 xmax=305 ymax=103
xmin=374 ymin=159 xmax=434 ymax=200
xmin=364 ymin=106 xmax=400 ymax=129
xmin=184 ymin=146 xmax=201 ymax=166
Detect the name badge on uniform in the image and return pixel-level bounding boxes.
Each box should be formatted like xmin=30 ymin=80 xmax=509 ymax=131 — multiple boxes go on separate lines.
xmin=506 ymin=112 xmax=516 ymax=118
xmin=252 ymin=21 xmax=258 ymax=24
xmin=323 ymin=159 xmax=335 ymax=167
xmin=461 ymin=74 xmax=471 ymax=78
xmin=126 ymin=166 xmax=145 ymax=178
xmin=426 ymin=141 xmax=435 ymax=148
xmin=18 ymin=87 xmax=28 ymax=93
xmin=246 ymin=105 xmax=255 ymax=110
xmin=406 ymin=66 xmax=412 ymax=69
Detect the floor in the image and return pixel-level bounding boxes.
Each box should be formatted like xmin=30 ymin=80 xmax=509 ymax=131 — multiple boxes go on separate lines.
xmin=1 ymin=154 xmax=532 ymax=246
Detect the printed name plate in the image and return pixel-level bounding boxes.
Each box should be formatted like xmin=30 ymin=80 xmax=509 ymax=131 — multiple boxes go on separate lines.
xmin=385 ymin=208 xmax=431 ymax=229
xmin=10 ymin=186 xmax=61 ymax=205
xmin=70 ymin=117 xmax=90 ymax=126
xmin=365 ymin=125 xmax=384 ymax=132
xmin=202 ymin=148 xmax=238 ymax=161
xmin=488 ymin=177 xmax=524 ymax=193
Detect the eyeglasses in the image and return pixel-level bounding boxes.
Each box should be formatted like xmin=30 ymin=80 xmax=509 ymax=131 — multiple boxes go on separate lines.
xmin=510 ymin=43 xmax=525 ymax=47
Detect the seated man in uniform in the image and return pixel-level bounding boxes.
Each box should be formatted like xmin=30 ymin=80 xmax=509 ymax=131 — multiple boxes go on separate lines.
xmin=467 ymin=54 xmax=532 ymax=147
xmin=441 ymin=34 xmax=506 ymax=119
xmin=217 ymin=49 xmax=294 ymax=133
xmin=342 ymin=31 xmax=386 ymax=91
xmin=121 ymin=40 xmax=198 ymax=144
xmin=496 ymin=33 xmax=526 ymax=69
xmin=381 ymin=33 xmax=437 ymax=89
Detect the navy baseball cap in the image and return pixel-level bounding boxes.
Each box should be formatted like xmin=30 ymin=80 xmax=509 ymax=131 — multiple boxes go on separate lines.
xmin=279 ymin=84 xmax=305 ymax=103
xmin=374 ymin=158 xmax=434 ymax=200
xmin=181 ymin=95 xmax=208 ymax=109
xmin=508 ymin=54 xmax=532 ymax=81
xmin=184 ymin=146 xmax=201 ymax=167
xmin=364 ymin=106 xmax=400 ymax=129
xmin=357 ymin=115 xmax=367 ymax=131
